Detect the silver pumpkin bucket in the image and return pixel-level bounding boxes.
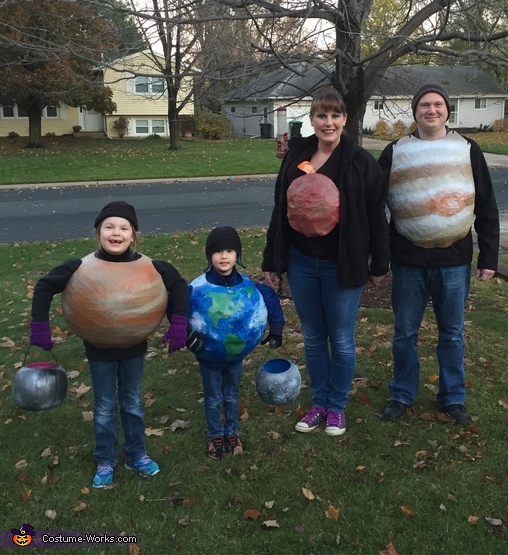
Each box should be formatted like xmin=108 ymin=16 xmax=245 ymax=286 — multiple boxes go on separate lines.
xmin=12 ymin=362 xmax=68 ymax=411
xmin=255 ymin=358 xmax=301 ymax=406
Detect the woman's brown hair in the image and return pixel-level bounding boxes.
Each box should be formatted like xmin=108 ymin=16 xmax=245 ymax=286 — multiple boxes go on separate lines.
xmin=310 ymin=87 xmax=347 ymax=117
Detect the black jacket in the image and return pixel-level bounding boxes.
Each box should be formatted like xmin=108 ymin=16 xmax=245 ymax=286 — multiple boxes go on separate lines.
xmin=262 ymin=133 xmax=390 ymax=288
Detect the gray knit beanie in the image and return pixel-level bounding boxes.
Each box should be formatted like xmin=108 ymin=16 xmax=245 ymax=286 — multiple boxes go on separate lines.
xmin=411 ymin=82 xmax=450 ymax=120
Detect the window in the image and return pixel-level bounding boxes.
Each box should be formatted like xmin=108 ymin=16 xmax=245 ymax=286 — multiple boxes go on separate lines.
xmin=45 ymin=106 xmax=58 ymax=118
xmin=2 ymin=106 xmax=14 ymax=118
xmin=474 ymin=98 xmax=487 ymax=110
xmin=374 ymin=100 xmax=384 ymax=111
xmin=230 ymin=106 xmax=236 ymax=114
xmin=135 ymin=75 xmax=165 ymax=95
xmin=135 ymin=118 xmax=166 ymax=135
xmin=449 ymin=100 xmax=457 ymax=125
xmin=251 ymin=106 xmax=257 ymax=114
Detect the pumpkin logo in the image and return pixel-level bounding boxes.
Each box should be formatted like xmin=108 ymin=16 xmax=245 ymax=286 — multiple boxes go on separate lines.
xmin=11 ymin=524 xmax=34 ymax=546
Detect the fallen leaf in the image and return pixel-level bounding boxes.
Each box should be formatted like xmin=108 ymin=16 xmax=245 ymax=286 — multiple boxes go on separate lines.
xmin=325 ymin=504 xmax=340 ymax=520
xmin=485 ymin=517 xmax=503 ymax=526
xmin=81 ymin=487 xmax=90 ymax=495
xmin=145 ymin=427 xmax=165 ymax=436
xmin=439 ymin=503 xmax=447 ymax=512
xmin=82 ymin=411 xmax=93 ymax=421
xmin=267 ymin=430 xmax=281 ymax=439
xmin=468 ymin=515 xmax=479 ymax=524
xmin=265 ymin=501 xmax=275 ymax=509
xmin=379 ymin=543 xmax=398 ymax=555
xmin=21 ymin=489 xmax=32 ymax=501
xmin=129 ymin=543 xmax=141 ymax=555
xmin=302 ymin=487 xmax=315 ymax=500
xmin=169 ymin=419 xmax=190 ymax=432
xmin=0 ymin=337 xmax=15 ymax=348
xmin=401 ymin=505 xmax=415 ymax=516
xmin=498 ymin=400 xmax=508 ymax=410
xmin=393 ymin=440 xmax=410 ymax=447
xmin=73 ymin=502 xmax=87 ymax=513
xmin=243 ymin=509 xmax=262 ymax=520
xmin=45 ymin=509 xmax=57 ymax=520
xmin=240 ymin=409 xmax=249 ymax=421
xmin=178 ymin=515 xmax=192 ymax=527
xmin=15 ymin=459 xmax=28 ymax=470
xmin=262 ymin=520 xmax=279 ymax=528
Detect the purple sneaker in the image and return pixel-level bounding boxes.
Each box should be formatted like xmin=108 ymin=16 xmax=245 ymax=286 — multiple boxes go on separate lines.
xmin=324 ymin=410 xmax=346 ymax=436
xmin=295 ymin=406 xmax=327 ymax=433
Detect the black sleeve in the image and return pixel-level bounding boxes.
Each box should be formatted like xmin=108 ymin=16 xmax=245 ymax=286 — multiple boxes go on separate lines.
xmin=152 ymin=260 xmax=189 ymax=317
xmin=468 ymin=139 xmax=500 ymax=271
xmin=31 ymin=259 xmax=82 ymax=321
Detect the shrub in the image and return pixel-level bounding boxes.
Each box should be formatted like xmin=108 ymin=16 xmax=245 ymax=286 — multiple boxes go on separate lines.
xmin=112 ymin=116 xmax=130 ymax=138
xmin=196 ymin=112 xmax=231 ymax=140
xmin=392 ymin=120 xmax=407 ymax=136
xmin=8 ymin=131 xmax=19 ymax=138
xmin=492 ymin=119 xmax=505 ymax=132
xmin=72 ymin=125 xmax=82 ymax=133
xmin=45 ymin=132 xmax=56 ymax=137
xmin=374 ymin=119 xmax=391 ymax=136
xmin=145 ymin=133 xmax=161 ymax=140
xmin=362 ymin=127 xmax=374 ymax=136
xmin=409 ymin=121 xmax=418 ymax=133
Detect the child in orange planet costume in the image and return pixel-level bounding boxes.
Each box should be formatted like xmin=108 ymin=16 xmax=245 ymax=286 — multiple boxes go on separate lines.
xmin=30 ymin=201 xmax=189 ymax=488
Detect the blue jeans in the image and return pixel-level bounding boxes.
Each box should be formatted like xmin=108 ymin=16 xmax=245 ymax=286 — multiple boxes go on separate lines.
xmin=390 ymin=263 xmax=471 ymax=407
xmin=198 ymin=358 xmax=243 ymax=439
xmin=88 ymin=356 xmax=146 ymax=466
xmin=287 ymin=247 xmax=364 ymax=412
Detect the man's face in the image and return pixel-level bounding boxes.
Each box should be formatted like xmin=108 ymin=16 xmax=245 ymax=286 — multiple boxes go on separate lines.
xmin=414 ymin=92 xmax=448 ymax=135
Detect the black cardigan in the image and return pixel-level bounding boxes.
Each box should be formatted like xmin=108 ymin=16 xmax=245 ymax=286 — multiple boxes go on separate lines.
xmin=262 ymin=133 xmax=390 ymax=288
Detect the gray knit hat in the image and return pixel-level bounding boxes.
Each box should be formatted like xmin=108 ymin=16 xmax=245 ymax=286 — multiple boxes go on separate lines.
xmin=411 ymin=82 xmax=450 ymax=120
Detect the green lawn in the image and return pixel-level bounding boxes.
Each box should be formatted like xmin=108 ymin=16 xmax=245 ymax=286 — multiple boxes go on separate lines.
xmin=1 ymin=132 xmax=507 ymax=186
xmin=1 ymin=232 xmax=507 ymax=554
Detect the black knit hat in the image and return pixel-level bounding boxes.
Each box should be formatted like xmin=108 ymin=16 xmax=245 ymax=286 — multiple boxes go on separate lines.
xmin=205 ymin=226 xmax=244 ymax=267
xmin=94 ymin=201 xmax=139 ymax=230
xmin=411 ymin=82 xmax=450 ymax=120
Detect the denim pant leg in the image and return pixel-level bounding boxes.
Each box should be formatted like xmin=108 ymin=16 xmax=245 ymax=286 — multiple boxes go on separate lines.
xmin=89 ymin=360 xmax=120 ymax=466
xmin=199 ymin=360 xmax=225 ymax=439
xmin=117 ymin=356 xmax=147 ymax=463
xmin=222 ymin=360 xmax=243 ymax=437
xmin=391 ymin=264 xmax=431 ymax=405
xmin=287 ymin=247 xmax=363 ymax=412
xmin=430 ymin=265 xmax=471 ymax=407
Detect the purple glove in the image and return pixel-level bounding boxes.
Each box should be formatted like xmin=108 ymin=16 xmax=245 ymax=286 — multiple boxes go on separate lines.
xmin=162 ymin=315 xmax=187 ymax=353
xmin=30 ymin=321 xmax=53 ymax=351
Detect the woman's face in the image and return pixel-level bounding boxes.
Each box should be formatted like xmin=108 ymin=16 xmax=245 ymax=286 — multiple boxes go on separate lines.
xmin=310 ymin=109 xmax=347 ymax=148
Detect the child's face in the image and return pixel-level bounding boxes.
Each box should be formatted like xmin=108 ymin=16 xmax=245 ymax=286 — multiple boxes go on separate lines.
xmin=211 ymin=249 xmax=237 ymax=276
xmin=99 ymin=217 xmax=134 ymax=255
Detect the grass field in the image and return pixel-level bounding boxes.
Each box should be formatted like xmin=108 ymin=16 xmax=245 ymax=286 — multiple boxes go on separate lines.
xmin=0 ymin=132 xmax=507 ymax=186
xmin=1 ymin=231 xmax=507 ymax=554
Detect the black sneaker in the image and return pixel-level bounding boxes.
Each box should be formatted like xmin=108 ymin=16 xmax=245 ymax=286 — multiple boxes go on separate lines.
xmin=382 ymin=400 xmax=410 ymax=421
xmin=443 ymin=404 xmax=470 ymax=425
xmin=207 ymin=437 xmax=224 ymax=459
xmin=224 ymin=435 xmax=244 ymax=454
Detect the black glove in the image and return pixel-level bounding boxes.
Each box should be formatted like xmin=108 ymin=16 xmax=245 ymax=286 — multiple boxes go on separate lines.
xmin=186 ymin=329 xmax=205 ymax=353
xmin=261 ymin=333 xmax=283 ymax=349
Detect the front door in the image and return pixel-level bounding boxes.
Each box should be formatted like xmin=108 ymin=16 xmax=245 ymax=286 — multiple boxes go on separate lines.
xmin=81 ymin=109 xmax=104 ymax=131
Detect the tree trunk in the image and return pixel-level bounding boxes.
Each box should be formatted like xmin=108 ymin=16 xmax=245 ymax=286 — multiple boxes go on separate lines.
xmin=26 ymin=99 xmax=44 ymax=148
xmin=167 ymin=87 xmax=181 ymax=151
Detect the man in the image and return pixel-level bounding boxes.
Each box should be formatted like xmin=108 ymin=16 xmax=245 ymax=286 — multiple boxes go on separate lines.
xmin=378 ymin=82 xmax=500 ymax=425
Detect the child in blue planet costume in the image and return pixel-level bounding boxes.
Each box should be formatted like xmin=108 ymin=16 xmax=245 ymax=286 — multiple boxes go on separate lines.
xmin=187 ymin=226 xmax=285 ymax=459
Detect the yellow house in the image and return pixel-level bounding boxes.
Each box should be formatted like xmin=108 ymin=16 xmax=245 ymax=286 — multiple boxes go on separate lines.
xmin=0 ymin=50 xmax=195 ymax=138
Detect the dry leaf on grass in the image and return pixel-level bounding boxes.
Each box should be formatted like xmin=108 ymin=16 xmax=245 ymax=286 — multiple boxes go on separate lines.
xmin=401 ymin=505 xmax=415 ymax=516
xmin=325 ymin=504 xmax=340 ymax=520
xmin=262 ymin=520 xmax=279 ymax=528
xmin=302 ymin=487 xmax=315 ymax=500
xmin=379 ymin=543 xmax=398 ymax=555
xmin=145 ymin=427 xmax=165 ymax=437
xmin=243 ymin=509 xmax=262 ymax=520
xmin=169 ymin=419 xmax=190 ymax=432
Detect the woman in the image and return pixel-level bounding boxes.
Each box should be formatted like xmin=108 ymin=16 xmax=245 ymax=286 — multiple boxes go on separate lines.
xmin=262 ymin=88 xmax=389 ymax=436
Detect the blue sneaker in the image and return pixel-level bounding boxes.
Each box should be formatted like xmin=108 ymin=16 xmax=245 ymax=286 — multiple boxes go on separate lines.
xmin=124 ymin=455 xmax=160 ymax=477
xmin=92 ymin=464 xmax=115 ymax=488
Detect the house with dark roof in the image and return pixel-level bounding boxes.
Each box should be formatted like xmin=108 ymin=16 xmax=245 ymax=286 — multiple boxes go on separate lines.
xmin=221 ymin=64 xmax=508 ymax=138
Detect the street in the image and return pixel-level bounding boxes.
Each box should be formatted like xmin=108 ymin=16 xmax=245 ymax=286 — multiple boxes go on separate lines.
xmin=1 ymin=169 xmax=507 ymax=244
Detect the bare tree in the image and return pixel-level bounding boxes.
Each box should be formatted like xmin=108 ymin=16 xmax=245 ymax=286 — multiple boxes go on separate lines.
xmin=0 ymin=0 xmax=122 ymax=148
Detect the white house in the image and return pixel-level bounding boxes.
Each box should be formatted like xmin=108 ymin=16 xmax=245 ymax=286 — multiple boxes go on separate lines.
xmin=221 ymin=64 xmax=508 ymax=138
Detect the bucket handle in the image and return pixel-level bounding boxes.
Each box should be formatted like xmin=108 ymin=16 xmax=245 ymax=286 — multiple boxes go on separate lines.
xmin=262 ymin=343 xmax=291 ymax=365
xmin=23 ymin=345 xmax=60 ymax=367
